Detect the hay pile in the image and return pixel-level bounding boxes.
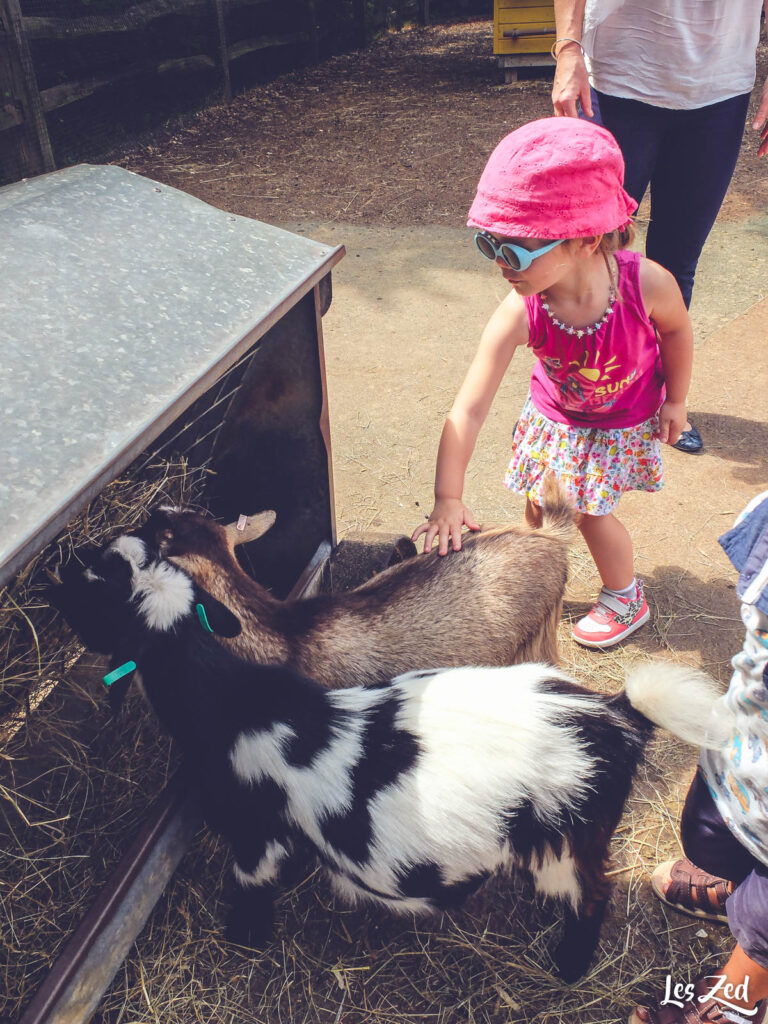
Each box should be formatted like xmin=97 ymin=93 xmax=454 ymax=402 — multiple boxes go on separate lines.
xmin=0 ymin=458 xmax=207 ymax=1019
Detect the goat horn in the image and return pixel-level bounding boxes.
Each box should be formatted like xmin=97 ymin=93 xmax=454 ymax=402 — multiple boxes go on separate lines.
xmin=223 ymin=511 xmax=276 ymax=547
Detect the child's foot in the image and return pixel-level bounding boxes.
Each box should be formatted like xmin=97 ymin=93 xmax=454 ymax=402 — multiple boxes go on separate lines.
xmin=650 ymin=857 xmax=732 ymax=924
xmin=572 ymin=581 xmax=649 ymax=648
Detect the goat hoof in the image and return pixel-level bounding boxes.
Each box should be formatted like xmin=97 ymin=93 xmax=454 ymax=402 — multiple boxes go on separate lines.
xmin=225 ymin=915 xmax=272 ymax=950
xmin=552 ymin=942 xmax=590 ymax=984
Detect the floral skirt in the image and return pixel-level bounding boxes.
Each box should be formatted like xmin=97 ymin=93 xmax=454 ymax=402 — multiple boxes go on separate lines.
xmin=504 ymin=395 xmax=664 ymax=516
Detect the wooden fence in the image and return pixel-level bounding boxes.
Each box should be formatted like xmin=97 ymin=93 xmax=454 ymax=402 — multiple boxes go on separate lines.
xmin=0 ymin=0 xmax=426 ymax=185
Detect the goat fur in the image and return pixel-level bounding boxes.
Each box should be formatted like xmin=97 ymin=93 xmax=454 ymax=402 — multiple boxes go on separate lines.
xmin=138 ymin=474 xmax=575 ymax=687
xmin=49 ymin=535 xmax=728 ymax=983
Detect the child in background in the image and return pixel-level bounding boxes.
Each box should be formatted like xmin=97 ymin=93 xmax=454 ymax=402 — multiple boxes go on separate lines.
xmin=412 ymin=118 xmax=693 ymax=649
xmin=630 ymin=492 xmax=768 ymax=1024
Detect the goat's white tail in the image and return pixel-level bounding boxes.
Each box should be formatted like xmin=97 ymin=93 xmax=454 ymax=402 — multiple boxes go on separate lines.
xmin=624 ymin=662 xmax=732 ymax=749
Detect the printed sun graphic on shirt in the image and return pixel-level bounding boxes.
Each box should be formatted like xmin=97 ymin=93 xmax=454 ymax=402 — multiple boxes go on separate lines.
xmin=571 ymin=352 xmax=620 ymax=384
xmin=540 ymin=352 xmax=636 ymax=410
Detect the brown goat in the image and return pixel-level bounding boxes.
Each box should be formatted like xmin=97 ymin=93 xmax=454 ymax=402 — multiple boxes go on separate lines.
xmin=137 ymin=475 xmax=575 ymax=688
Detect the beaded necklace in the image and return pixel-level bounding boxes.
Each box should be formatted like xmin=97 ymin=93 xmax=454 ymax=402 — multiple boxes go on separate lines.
xmin=540 ymin=283 xmax=616 ymax=338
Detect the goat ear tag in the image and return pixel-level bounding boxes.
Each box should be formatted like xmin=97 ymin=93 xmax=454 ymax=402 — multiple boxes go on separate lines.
xmin=196 ymin=603 xmax=215 ymax=634
xmin=103 ymin=661 xmax=136 ymax=687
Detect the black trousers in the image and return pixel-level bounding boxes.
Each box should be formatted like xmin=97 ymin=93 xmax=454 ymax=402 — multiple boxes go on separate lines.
xmin=594 ymin=90 xmax=752 ymax=309
xmin=682 ymin=768 xmax=768 ymax=968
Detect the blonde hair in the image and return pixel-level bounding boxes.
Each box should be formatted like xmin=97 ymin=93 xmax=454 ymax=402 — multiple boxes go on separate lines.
xmin=561 ymin=222 xmax=637 ymax=296
xmin=598 ymin=222 xmax=636 ymax=298
xmin=598 ymin=221 xmax=636 ymax=257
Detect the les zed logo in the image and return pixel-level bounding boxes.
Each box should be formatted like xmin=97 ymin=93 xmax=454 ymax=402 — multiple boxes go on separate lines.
xmin=661 ymin=975 xmax=758 ymax=1016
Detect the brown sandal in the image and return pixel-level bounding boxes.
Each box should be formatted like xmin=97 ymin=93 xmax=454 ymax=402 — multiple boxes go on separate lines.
xmin=651 ymin=858 xmax=732 ymax=925
xmin=629 ymin=977 xmax=766 ymax=1024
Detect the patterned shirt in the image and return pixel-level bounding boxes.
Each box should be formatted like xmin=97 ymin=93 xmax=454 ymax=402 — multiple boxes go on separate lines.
xmin=700 ymin=492 xmax=768 ymax=868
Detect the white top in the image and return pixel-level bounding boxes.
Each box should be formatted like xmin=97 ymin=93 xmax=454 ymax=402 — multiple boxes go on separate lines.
xmin=583 ymin=0 xmax=763 ymax=109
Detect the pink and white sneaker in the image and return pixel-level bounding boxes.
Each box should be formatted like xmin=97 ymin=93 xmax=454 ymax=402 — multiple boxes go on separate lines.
xmin=572 ymin=581 xmax=650 ymax=648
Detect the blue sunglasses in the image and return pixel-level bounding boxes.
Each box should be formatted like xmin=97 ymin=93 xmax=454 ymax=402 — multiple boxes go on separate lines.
xmin=475 ymin=231 xmax=564 ymax=271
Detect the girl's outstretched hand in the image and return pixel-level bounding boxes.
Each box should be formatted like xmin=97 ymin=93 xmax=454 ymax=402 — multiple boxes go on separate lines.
xmin=411 ymin=498 xmax=480 ymax=556
xmin=655 ymin=400 xmax=688 ymax=446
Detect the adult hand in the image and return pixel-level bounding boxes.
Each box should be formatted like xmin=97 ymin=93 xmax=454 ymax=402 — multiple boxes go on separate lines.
xmin=411 ymin=498 xmax=479 ymax=556
xmin=552 ymin=46 xmax=592 ymax=118
xmin=753 ymin=74 xmax=768 ymax=157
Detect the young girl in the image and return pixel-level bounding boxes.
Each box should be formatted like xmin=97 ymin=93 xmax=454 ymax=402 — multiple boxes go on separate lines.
xmin=412 ymin=117 xmax=693 ymax=649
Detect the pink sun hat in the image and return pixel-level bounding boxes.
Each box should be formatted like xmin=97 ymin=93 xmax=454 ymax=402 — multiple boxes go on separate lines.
xmin=467 ymin=117 xmax=638 ymax=240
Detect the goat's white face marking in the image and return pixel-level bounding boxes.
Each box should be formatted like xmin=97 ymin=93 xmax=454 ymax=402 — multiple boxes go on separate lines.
xmin=107 ymin=536 xmax=194 ymax=631
xmin=108 ymin=535 xmax=149 ymax=571
xmin=133 ymin=561 xmax=195 ymax=631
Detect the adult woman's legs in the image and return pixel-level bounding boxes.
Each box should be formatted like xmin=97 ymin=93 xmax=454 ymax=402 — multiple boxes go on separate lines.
xmin=594 ymin=90 xmax=746 ymax=452
xmin=594 ymin=91 xmax=662 ymax=216
xmin=594 ymin=90 xmax=751 ymax=309
xmin=647 ymin=92 xmax=751 ymax=308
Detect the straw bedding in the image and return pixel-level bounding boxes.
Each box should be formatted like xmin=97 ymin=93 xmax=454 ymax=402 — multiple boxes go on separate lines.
xmin=1 ymin=459 xmax=204 ymax=1018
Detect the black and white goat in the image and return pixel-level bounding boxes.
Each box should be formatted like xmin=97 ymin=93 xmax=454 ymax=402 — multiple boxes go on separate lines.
xmin=50 ymin=534 xmax=727 ymax=983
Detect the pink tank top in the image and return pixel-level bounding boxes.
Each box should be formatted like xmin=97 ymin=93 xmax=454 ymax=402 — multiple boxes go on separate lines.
xmin=526 ymin=250 xmax=664 ymax=430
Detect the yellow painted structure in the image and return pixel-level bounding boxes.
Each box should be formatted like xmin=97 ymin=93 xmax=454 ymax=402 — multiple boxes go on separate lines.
xmin=493 ymin=0 xmax=556 ymax=55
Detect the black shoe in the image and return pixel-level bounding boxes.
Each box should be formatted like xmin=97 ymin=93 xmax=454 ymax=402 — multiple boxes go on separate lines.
xmin=672 ymin=424 xmax=703 ymax=454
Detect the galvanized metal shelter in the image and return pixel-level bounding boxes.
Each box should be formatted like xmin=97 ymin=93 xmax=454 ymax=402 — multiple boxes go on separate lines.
xmin=0 ymin=163 xmax=344 ymax=1022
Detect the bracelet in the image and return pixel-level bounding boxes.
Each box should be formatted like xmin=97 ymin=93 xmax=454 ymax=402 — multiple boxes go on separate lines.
xmin=551 ymin=37 xmax=586 ymax=59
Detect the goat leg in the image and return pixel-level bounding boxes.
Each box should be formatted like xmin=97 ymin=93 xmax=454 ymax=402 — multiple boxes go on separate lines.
xmin=224 ymin=829 xmax=293 ymax=948
xmin=552 ymin=897 xmax=608 ymax=983
xmin=226 ymin=878 xmax=277 ymax=949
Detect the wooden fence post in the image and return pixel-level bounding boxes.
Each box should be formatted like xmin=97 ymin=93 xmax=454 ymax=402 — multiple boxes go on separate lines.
xmin=352 ymin=0 xmax=366 ymax=47
xmin=0 ymin=0 xmax=55 ymax=177
xmin=305 ymin=0 xmax=319 ymax=64
xmin=211 ymin=0 xmax=232 ymax=101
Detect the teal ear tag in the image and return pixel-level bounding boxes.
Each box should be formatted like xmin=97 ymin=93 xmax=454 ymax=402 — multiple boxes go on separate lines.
xmin=103 ymin=661 xmax=136 ymax=688
xmin=196 ymin=603 xmax=214 ymax=634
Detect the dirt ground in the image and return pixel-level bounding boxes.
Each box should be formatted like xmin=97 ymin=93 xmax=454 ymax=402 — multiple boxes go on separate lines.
xmin=57 ymin=18 xmax=768 ymax=1023
xmin=118 ymin=20 xmax=768 ymax=227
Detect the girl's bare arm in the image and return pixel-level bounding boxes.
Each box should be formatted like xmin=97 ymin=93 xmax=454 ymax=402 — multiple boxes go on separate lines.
xmin=413 ymin=292 xmax=529 ymax=555
xmin=639 ymin=258 xmax=693 ymax=445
